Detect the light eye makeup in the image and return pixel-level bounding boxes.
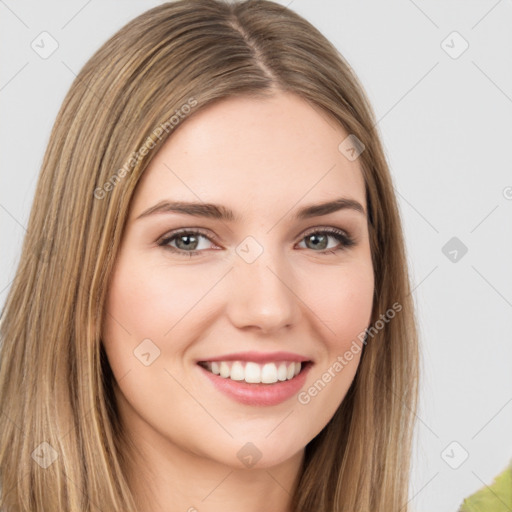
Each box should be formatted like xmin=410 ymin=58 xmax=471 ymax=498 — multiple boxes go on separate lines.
xmin=156 ymin=226 xmax=356 ymax=258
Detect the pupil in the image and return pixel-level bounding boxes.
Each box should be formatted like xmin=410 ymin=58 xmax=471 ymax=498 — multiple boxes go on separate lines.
xmin=308 ymin=234 xmax=327 ymax=250
xmin=178 ymin=235 xmax=197 ymax=250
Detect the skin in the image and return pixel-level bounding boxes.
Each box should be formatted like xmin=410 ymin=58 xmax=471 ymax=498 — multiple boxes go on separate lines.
xmin=103 ymin=91 xmax=375 ymax=512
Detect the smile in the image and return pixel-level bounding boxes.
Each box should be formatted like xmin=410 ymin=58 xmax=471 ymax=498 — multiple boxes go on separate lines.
xmin=199 ymin=360 xmax=302 ymax=384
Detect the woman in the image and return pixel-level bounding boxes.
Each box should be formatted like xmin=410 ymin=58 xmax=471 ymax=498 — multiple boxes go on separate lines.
xmin=0 ymin=0 xmax=419 ymax=510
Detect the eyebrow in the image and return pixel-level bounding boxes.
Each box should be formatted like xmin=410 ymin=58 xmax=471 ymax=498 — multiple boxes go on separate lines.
xmin=135 ymin=197 xmax=366 ymax=222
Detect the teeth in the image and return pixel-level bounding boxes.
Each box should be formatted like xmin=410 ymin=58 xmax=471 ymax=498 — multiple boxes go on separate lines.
xmin=230 ymin=361 xmax=245 ymax=381
xmin=261 ymin=363 xmax=278 ymax=384
xmin=277 ymin=363 xmax=288 ymax=381
xmin=245 ymin=362 xmax=261 ymax=383
xmin=202 ymin=360 xmax=303 ymax=384
xmin=219 ymin=362 xmax=230 ymax=378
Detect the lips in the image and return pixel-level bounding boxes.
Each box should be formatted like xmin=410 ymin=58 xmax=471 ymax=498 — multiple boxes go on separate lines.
xmin=196 ymin=351 xmax=313 ymax=406
xmin=198 ymin=362 xmax=312 ymax=406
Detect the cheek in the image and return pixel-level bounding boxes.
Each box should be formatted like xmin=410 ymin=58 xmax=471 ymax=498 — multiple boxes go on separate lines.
xmin=102 ymin=257 xmax=170 ymax=375
xmin=294 ymin=260 xmax=373 ymax=417
xmin=104 ymin=257 xmax=204 ymax=343
xmin=102 ymin=254 xmax=224 ymax=388
xmin=332 ymin=273 xmax=374 ymax=341
xmin=305 ymin=259 xmax=374 ymax=346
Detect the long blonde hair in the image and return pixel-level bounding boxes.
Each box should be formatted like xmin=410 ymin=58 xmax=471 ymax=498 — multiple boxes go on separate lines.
xmin=0 ymin=1 xmax=419 ymax=510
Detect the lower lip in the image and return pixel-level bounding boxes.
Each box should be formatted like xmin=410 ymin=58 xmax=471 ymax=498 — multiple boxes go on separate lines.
xmin=198 ymin=363 xmax=312 ymax=406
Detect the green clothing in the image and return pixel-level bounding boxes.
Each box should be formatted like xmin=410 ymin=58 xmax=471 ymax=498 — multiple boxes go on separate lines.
xmin=458 ymin=460 xmax=512 ymax=512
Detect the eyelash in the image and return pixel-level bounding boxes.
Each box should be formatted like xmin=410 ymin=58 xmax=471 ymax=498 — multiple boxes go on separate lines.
xmin=157 ymin=227 xmax=355 ymax=257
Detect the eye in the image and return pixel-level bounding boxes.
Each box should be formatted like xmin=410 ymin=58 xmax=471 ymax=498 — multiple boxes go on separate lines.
xmin=157 ymin=229 xmax=216 ymax=257
xmin=297 ymin=227 xmax=355 ymax=254
xmin=157 ymin=227 xmax=355 ymax=257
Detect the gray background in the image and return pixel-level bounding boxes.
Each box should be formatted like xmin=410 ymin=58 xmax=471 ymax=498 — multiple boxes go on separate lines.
xmin=1 ymin=1 xmax=511 ymax=511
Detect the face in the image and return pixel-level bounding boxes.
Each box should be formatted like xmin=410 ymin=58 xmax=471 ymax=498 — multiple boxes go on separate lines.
xmin=102 ymin=91 xmax=374 ymax=471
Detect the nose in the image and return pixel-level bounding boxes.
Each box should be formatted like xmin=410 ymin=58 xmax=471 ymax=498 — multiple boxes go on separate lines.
xmin=226 ymin=246 xmax=302 ymax=334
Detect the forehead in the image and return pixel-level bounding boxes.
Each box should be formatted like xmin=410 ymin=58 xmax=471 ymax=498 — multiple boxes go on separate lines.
xmin=131 ymin=92 xmax=366 ymax=219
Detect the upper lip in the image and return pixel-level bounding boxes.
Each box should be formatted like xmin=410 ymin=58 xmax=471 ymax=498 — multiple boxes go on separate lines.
xmin=197 ymin=351 xmax=312 ymax=364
